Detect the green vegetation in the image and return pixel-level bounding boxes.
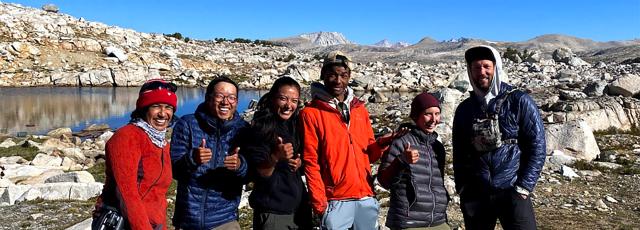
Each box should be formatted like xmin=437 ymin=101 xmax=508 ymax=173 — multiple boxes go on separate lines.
xmin=593 ymin=127 xmax=640 ymax=136
xmin=213 ymin=37 xmax=281 ymax=47
xmin=87 ymin=160 xmax=106 ymax=183
xmin=276 ymin=53 xmax=297 ymax=62
xmin=0 ymin=144 xmax=40 ymax=161
xmin=571 ymin=159 xmax=640 ymax=175
xmin=238 ymin=207 xmax=253 ymax=229
xmin=164 ymin=32 xmax=191 ymax=43
xmin=503 ymin=47 xmax=535 ymax=63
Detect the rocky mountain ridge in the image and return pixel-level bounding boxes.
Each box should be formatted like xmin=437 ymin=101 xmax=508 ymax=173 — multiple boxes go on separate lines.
xmin=0 ymin=2 xmax=639 ymax=230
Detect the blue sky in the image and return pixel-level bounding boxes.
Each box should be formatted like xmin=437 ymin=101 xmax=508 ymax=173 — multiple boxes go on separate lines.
xmin=7 ymin=0 xmax=640 ymax=44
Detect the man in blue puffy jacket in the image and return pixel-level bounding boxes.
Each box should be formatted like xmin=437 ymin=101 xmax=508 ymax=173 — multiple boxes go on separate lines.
xmin=452 ymin=45 xmax=546 ymax=230
xmin=170 ymin=76 xmax=249 ymax=230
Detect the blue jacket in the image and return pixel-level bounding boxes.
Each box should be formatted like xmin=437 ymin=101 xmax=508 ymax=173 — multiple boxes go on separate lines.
xmin=170 ymin=103 xmax=249 ymax=230
xmin=452 ymin=83 xmax=546 ymax=195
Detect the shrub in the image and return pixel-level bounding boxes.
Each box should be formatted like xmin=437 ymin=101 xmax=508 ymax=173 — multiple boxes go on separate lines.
xmin=164 ymin=32 xmax=183 ymax=40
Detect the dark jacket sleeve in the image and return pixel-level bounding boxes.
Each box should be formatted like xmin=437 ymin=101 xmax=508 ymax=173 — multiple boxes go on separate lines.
xmin=515 ymin=93 xmax=547 ymax=192
xmin=452 ymin=101 xmax=472 ymax=194
xmin=170 ymin=117 xmax=198 ymax=180
xmin=377 ymin=139 xmax=405 ymax=190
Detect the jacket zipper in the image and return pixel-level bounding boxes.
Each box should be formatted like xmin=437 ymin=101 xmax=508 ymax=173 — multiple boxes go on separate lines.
xmin=343 ymin=111 xmax=365 ymax=196
xmin=428 ymin=145 xmax=435 ymax=226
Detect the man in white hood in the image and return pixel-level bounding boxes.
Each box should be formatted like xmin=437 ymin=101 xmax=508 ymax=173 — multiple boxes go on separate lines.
xmin=452 ymin=45 xmax=546 ymax=230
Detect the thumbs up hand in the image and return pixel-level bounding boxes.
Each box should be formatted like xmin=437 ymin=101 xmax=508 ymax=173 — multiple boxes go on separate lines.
xmin=194 ymin=139 xmax=212 ymax=165
xmin=273 ymin=136 xmax=294 ymax=161
xmin=402 ymin=142 xmax=419 ymax=164
xmin=224 ymin=147 xmax=242 ymax=171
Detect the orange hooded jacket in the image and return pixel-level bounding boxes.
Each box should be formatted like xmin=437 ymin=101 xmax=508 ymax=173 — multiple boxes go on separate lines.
xmin=300 ymin=96 xmax=385 ymax=214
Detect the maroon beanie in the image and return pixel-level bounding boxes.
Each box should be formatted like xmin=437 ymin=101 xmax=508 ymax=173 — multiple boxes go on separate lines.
xmin=410 ymin=92 xmax=440 ymax=118
xmin=135 ymin=80 xmax=178 ymax=111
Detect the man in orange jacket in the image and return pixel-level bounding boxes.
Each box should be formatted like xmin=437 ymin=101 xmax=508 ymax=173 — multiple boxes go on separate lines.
xmin=300 ymin=51 xmax=396 ymax=229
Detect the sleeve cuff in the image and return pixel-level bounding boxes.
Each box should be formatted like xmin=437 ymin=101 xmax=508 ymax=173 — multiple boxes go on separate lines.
xmin=515 ymin=185 xmax=530 ymax=195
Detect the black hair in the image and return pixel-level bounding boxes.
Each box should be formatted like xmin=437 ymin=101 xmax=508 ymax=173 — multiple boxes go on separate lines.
xmin=205 ymin=75 xmax=239 ymax=102
xmin=130 ymin=106 xmax=149 ymax=120
xmin=251 ymin=76 xmax=302 ymax=152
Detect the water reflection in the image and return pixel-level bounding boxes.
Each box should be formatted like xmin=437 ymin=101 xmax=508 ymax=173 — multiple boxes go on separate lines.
xmin=0 ymin=87 xmax=265 ymax=135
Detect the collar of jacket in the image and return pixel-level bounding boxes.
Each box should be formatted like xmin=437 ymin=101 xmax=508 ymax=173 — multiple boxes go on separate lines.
xmin=308 ymin=82 xmax=364 ymax=113
xmin=403 ymin=122 xmax=438 ymax=145
xmin=194 ymin=102 xmax=243 ymax=133
xmin=470 ymin=82 xmax=514 ymax=111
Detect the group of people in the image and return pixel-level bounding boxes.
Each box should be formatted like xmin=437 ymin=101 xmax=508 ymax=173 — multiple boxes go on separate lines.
xmin=91 ymin=45 xmax=546 ymax=230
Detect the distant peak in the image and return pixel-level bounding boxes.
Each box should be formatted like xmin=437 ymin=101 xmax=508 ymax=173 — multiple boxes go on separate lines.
xmin=372 ymin=39 xmax=410 ymax=48
xmin=443 ymin=37 xmax=472 ymax=43
xmin=299 ymin=32 xmax=352 ymax=46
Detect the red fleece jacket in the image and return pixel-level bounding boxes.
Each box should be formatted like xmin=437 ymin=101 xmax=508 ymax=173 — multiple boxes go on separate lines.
xmin=100 ymin=124 xmax=172 ymax=230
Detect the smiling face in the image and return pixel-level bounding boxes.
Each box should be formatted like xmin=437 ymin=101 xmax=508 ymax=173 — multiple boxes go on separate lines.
xmin=271 ymin=85 xmax=300 ymax=121
xmin=144 ymin=103 xmax=174 ymax=131
xmin=413 ymin=107 xmax=441 ymax=133
xmin=470 ymin=59 xmax=495 ymax=93
xmin=322 ymin=65 xmax=350 ymax=101
xmin=206 ymin=82 xmax=238 ymax=121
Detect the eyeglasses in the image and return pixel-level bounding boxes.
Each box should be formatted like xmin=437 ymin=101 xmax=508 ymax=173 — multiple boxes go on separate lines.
xmin=140 ymin=79 xmax=177 ymax=93
xmin=211 ymin=93 xmax=237 ymax=103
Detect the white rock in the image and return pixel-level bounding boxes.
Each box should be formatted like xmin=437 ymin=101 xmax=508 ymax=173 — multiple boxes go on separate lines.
xmin=41 ymin=138 xmax=75 ymax=151
xmin=45 ymin=171 xmax=95 ymax=183
xmin=607 ymin=74 xmax=640 ymax=97
xmin=0 ymin=138 xmax=16 ymax=148
xmin=549 ymin=150 xmax=577 ymax=165
xmin=47 ymin=127 xmax=72 ymax=138
xmin=595 ymin=199 xmax=609 ymax=211
xmin=605 ymin=196 xmax=618 ymax=203
xmin=545 ymin=120 xmax=600 ymax=161
xmin=0 ymin=184 xmax=31 ymax=205
xmin=97 ymin=131 xmax=114 ymax=142
xmin=1 ymin=164 xmax=64 ymax=184
xmin=31 ymin=153 xmax=63 ymax=167
xmin=561 ymin=165 xmax=580 ymax=179
xmin=0 ymin=156 xmax=27 ymax=165
xmin=593 ymin=162 xmax=622 ymax=169
xmin=149 ymin=63 xmax=171 ymax=71
xmin=69 ymin=182 xmax=104 ymax=200
xmin=16 ymin=188 xmax=42 ymax=202
xmin=103 ymin=46 xmax=127 ymax=62
xmin=0 ymin=178 xmax=14 ymax=188
xmin=17 ymin=168 xmax=65 ymax=185
xmin=61 ymin=147 xmax=86 ymax=161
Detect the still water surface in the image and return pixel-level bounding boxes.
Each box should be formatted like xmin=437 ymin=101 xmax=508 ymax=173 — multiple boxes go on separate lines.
xmin=0 ymin=87 xmax=266 ymax=135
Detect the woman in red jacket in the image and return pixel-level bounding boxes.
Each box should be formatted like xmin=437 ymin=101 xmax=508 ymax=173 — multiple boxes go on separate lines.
xmin=92 ymin=79 xmax=177 ymax=230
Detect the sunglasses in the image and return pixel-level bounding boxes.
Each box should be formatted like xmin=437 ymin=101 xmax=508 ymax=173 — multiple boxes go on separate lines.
xmin=140 ymin=79 xmax=177 ymax=93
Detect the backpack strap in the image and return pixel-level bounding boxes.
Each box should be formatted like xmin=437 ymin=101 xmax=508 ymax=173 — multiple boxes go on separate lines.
xmin=494 ymin=88 xmax=518 ymax=115
xmin=495 ymin=88 xmax=519 ymax=144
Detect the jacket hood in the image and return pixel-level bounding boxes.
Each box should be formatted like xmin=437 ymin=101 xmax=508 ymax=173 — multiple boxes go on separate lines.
xmin=309 ymin=82 xmax=363 ymax=109
xmin=466 ymin=45 xmax=509 ymax=106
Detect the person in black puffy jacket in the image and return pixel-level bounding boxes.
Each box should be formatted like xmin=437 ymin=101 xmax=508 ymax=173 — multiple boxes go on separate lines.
xmin=378 ymin=92 xmax=450 ymax=230
xmin=239 ymin=76 xmax=312 ymax=230
xmin=452 ymin=45 xmax=546 ymax=230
